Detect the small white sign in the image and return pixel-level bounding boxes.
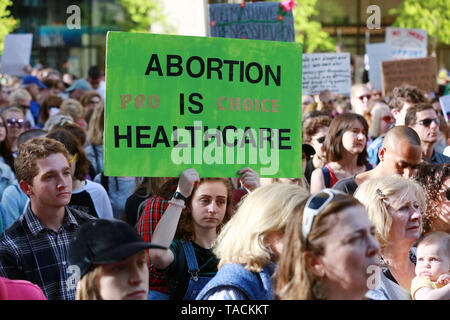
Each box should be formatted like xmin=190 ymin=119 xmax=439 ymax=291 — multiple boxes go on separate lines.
xmin=0 ymin=34 xmax=33 ymax=76
xmin=439 ymin=94 xmax=450 ymax=123
xmin=385 ymin=27 xmax=428 ymax=59
xmin=302 ymin=53 xmax=351 ymax=95
xmin=366 ymin=43 xmax=393 ymax=91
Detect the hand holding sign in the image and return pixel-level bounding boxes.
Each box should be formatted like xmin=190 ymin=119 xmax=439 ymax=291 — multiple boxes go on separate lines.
xmin=238 ymin=167 xmax=261 ymax=192
xmin=176 ymin=168 xmax=200 ymax=198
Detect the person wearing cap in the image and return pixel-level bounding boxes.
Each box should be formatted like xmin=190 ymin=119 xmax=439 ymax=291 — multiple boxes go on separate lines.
xmin=69 ymin=219 xmax=165 ymax=300
xmin=21 ymin=75 xmax=46 ymax=125
xmin=65 ymin=79 xmax=92 ymax=102
xmin=0 ymin=137 xmax=94 ymax=300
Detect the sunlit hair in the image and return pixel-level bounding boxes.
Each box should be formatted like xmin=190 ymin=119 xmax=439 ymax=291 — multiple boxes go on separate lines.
xmin=14 ymin=137 xmax=69 ymax=185
xmin=302 ymin=115 xmax=332 ymax=143
xmin=354 ymin=175 xmax=426 ymax=248
xmin=87 ymin=104 xmax=104 ymax=145
xmin=325 ymin=113 xmax=369 ymax=166
xmin=366 ymin=101 xmax=390 ymax=139
xmin=275 ymin=193 xmax=363 ymax=300
xmin=414 ymin=163 xmax=449 ymax=233
xmin=75 ymin=266 xmax=102 ymax=300
xmin=9 ymin=88 xmax=31 ymax=107
xmin=175 ymin=178 xmax=233 ymax=241
xmin=80 ymin=91 xmax=103 ymax=108
xmin=213 ymin=183 xmax=309 ymax=273
xmin=388 ymin=85 xmax=426 ymax=112
xmin=60 ymin=98 xmax=84 ymax=120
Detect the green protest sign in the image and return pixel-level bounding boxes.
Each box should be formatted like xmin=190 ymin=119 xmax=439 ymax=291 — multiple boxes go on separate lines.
xmin=104 ymin=31 xmax=302 ymax=178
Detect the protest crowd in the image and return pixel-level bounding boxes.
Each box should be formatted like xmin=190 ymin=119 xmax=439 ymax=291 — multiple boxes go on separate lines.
xmin=0 ymin=3 xmax=449 ymax=303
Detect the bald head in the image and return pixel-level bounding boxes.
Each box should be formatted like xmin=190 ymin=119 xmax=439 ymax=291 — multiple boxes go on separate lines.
xmin=379 ymin=126 xmax=422 ymax=178
xmin=383 ymin=126 xmax=421 ymax=149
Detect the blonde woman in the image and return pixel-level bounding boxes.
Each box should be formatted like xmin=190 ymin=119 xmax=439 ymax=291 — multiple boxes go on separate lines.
xmin=60 ymin=98 xmax=87 ymax=130
xmin=85 ymin=104 xmax=104 ymax=177
xmin=274 ymin=189 xmax=379 ymax=300
xmin=354 ymin=175 xmax=426 ymax=300
xmin=196 ymin=183 xmax=309 ymax=300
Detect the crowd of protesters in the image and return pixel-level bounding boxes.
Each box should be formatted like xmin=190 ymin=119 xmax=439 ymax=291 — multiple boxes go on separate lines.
xmin=0 ymin=58 xmax=448 ymax=301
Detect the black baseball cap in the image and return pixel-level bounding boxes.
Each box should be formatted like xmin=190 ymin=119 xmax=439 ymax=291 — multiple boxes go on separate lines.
xmin=69 ymin=219 xmax=166 ymax=278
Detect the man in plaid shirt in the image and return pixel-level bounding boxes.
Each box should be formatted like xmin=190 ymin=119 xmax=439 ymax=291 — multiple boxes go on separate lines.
xmin=0 ymin=137 xmax=94 ymax=300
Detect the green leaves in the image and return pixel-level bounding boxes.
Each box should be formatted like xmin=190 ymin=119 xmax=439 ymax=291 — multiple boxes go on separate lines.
xmin=0 ymin=0 xmax=18 ymax=54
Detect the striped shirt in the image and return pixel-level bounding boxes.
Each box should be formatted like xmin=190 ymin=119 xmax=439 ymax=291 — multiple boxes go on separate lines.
xmin=0 ymin=203 xmax=94 ymax=300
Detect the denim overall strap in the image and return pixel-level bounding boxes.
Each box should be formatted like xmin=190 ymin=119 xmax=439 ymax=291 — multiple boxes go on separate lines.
xmin=181 ymin=240 xmax=212 ymax=300
xmin=181 ymin=240 xmax=200 ymax=281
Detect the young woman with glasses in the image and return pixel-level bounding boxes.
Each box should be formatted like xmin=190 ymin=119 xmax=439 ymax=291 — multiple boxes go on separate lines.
xmin=275 ymin=189 xmax=379 ymax=300
xmin=2 ymin=107 xmax=29 ymax=157
xmin=310 ymin=113 xmax=373 ymax=193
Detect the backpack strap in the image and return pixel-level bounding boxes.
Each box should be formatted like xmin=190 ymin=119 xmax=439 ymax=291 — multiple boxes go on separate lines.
xmin=321 ymin=166 xmax=331 ymax=188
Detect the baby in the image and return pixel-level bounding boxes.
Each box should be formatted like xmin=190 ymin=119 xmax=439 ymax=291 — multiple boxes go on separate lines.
xmin=411 ymin=231 xmax=450 ymax=300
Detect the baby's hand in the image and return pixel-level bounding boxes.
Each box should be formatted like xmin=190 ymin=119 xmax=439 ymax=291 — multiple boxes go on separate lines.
xmin=436 ymin=273 xmax=450 ymax=285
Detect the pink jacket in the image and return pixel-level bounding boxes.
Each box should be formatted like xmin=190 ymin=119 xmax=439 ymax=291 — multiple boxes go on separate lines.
xmin=0 ymin=276 xmax=47 ymax=300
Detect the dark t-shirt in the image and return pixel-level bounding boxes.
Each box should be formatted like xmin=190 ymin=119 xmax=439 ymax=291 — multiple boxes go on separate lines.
xmin=165 ymin=239 xmax=218 ymax=300
xmin=69 ymin=191 xmax=98 ymax=218
xmin=332 ymin=175 xmax=358 ymax=195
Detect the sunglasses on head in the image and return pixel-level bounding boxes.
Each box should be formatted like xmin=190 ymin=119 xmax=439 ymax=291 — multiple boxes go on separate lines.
xmin=316 ymin=136 xmax=326 ymax=144
xmin=302 ymin=189 xmax=341 ymax=242
xmin=416 ymin=118 xmax=440 ymax=127
xmin=6 ymin=118 xmax=28 ymax=128
xmin=358 ymin=94 xmax=371 ymax=101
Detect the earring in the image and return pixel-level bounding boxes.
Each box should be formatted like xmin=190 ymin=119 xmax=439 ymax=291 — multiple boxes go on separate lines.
xmin=312 ymin=278 xmax=327 ymax=300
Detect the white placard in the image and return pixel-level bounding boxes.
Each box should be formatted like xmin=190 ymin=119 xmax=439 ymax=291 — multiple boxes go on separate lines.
xmin=302 ymin=52 xmax=351 ymax=95
xmin=0 ymin=34 xmax=33 ymax=76
xmin=385 ymin=27 xmax=427 ymax=59
xmin=366 ymin=43 xmax=393 ymax=91
xmin=439 ymin=94 xmax=450 ymax=123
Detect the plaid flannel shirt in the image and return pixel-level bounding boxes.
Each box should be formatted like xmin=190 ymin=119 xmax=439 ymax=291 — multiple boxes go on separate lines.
xmin=137 ymin=196 xmax=169 ymax=294
xmin=0 ymin=203 xmax=94 ymax=300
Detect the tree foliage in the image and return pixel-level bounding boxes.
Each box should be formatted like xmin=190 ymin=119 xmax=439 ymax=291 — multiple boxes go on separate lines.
xmin=116 ymin=0 xmax=173 ymax=33
xmin=292 ymin=0 xmax=335 ymax=53
xmin=389 ymin=0 xmax=450 ymax=54
xmin=0 ymin=0 xmax=18 ymax=54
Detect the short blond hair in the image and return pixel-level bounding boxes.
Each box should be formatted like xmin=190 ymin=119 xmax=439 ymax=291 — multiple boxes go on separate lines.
xmin=213 ymin=183 xmax=309 ymax=272
xmin=354 ymin=175 xmax=426 ymax=248
xmin=9 ymin=88 xmax=31 ymax=106
xmin=60 ymin=98 xmax=83 ymax=120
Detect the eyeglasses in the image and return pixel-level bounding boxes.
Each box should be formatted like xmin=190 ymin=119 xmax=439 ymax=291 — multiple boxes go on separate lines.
xmin=69 ymin=153 xmax=78 ymax=166
xmin=315 ymin=136 xmax=326 ymax=144
xmin=6 ymin=118 xmax=28 ymax=128
xmin=358 ymin=95 xmax=371 ymax=101
xmin=88 ymin=100 xmax=101 ymax=105
xmin=446 ymin=188 xmax=450 ymax=201
xmin=381 ymin=115 xmax=393 ymax=123
xmin=416 ymin=118 xmax=440 ymax=127
xmin=302 ymin=189 xmax=340 ymax=241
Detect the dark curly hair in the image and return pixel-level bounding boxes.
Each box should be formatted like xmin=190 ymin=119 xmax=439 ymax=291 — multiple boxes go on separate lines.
xmin=388 ymin=85 xmax=426 ymax=112
xmin=414 ymin=163 xmax=450 ymax=233
xmin=175 ymin=178 xmax=233 ymax=241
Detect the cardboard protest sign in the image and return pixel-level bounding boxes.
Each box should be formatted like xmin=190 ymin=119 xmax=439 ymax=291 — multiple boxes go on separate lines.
xmin=380 ymin=57 xmax=437 ymax=97
xmin=439 ymin=94 xmax=450 ymax=123
xmin=302 ymin=53 xmax=351 ymax=95
xmin=104 ymin=32 xmax=302 ymax=178
xmin=365 ymin=43 xmax=393 ymax=91
xmin=0 ymin=34 xmax=33 ymax=76
xmin=385 ymin=27 xmax=427 ymax=59
xmin=209 ymin=2 xmax=295 ymax=42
